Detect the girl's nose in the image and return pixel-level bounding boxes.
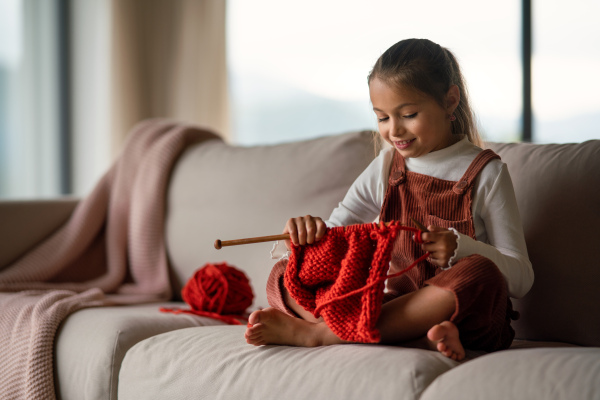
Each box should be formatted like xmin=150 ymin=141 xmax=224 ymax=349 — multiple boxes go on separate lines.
xmin=388 ymin=119 xmax=403 ymax=138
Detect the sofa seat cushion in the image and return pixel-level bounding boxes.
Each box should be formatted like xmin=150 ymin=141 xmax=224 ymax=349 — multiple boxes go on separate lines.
xmin=118 ymin=325 xmax=458 ymax=400
xmin=420 ymin=346 xmax=600 ymax=400
xmin=54 ymin=302 xmax=225 ymax=400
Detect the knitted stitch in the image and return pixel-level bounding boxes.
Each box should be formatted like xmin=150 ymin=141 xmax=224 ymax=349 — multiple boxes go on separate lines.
xmin=284 ymin=222 xmax=428 ymax=343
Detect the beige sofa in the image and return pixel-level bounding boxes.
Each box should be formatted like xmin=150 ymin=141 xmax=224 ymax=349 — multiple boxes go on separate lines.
xmin=1 ymin=129 xmax=599 ymax=400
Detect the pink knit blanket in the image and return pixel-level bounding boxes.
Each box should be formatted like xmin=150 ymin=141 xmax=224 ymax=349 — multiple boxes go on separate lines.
xmin=0 ymin=119 xmax=219 ymax=399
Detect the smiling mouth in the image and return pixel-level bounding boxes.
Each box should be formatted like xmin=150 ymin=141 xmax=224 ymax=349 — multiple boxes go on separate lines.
xmin=394 ymin=138 xmax=416 ymax=149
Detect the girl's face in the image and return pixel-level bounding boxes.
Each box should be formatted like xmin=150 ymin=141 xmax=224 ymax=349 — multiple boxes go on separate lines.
xmin=369 ymin=78 xmax=459 ymax=158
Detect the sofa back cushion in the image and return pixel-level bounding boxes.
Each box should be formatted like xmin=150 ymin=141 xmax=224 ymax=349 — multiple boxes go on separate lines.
xmin=167 ymin=133 xmax=600 ymax=346
xmin=488 ymin=140 xmax=600 ymax=346
xmin=166 ymin=131 xmax=376 ymax=309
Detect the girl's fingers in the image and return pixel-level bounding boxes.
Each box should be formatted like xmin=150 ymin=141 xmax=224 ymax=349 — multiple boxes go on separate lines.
xmin=421 ymin=233 xmax=455 ymax=267
xmin=304 ymin=215 xmax=318 ymax=244
xmin=315 ymin=218 xmax=327 ymax=241
xmin=284 ymin=218 xmax=300 ymax=246
xmin=304 ymin=215 xmax=327 ymax=244
xmin=295 ymin=216 xmax=308 ymax=245
xmin=422 ymin=243 xmax=450 ymax=260
xmin=285 ymin=215 xmax=325 ymax=246
xmin=428 ymin=253 xmax=445 ymax=267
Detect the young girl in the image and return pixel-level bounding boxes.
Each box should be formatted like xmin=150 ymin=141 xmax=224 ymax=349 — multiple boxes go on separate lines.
xmin=244 ymin=38 xmax=533 ymax=361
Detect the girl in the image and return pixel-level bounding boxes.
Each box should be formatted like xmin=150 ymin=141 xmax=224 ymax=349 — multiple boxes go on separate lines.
xmin=244 ymin=38 xmax=533 ymax=361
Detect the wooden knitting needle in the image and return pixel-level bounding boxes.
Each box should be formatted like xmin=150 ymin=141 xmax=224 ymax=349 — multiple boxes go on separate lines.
xmin=213 ymin=221 xmax=417 ymax=250
xmin=214 ymin=234 xmax=290 ymax=250
xmin=410 ymin=217 xmax=429 ymax=232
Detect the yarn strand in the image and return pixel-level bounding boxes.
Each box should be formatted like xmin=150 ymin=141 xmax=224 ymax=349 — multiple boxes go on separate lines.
xmin=313 ymin=250 xmax=430 ymax=316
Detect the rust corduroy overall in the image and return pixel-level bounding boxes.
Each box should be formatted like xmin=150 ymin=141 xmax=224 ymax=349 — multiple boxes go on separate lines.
xmin=381 ymin=148 xmax=515 ymax=351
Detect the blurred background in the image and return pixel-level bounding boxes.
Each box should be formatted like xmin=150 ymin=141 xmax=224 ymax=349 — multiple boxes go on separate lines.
xmin=0 ymin=0 xmax=599 ymax=199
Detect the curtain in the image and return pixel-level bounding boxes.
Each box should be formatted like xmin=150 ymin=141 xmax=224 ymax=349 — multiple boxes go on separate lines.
xmin=109 ymin=0 xmax=229 ymax=154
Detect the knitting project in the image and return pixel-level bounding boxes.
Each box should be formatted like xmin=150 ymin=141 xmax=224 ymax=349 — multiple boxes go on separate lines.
xmin=284 ymin=221 xmax=428 ymax=343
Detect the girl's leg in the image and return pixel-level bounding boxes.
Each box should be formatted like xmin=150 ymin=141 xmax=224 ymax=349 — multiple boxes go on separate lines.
xmin=245 ymin=258 xmax=466 ymax=360
xmin=246 ymin=280 xmax=461 ymax=357
xmin=245 ymin=259 xmax=343 ymax=346
xmin=377 ymin=285 xmax=455 ymax=343
xmin=282 ymin=284 xmax=321 ymax=323
xmin=425 ymin=255 xmax=515 ymax=353
xmin=377 ymin=285 xmax=464 ymax=360
xmin=245 ymin=282 xmax=345 ymax=346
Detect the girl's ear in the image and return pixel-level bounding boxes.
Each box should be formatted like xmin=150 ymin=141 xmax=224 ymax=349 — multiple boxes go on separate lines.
xmin=445 ymin=85 xmax=460 ymax=113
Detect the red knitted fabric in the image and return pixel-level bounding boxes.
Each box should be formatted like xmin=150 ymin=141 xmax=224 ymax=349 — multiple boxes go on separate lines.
xmin=160 ymin=262 xmax=254 ymax=325
xmin=284 ymin=222 xmax=427 ymax=343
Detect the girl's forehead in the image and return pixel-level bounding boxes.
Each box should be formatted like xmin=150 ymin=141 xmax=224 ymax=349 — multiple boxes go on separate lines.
xmin=369 ymin=78 xmax=428 ymax=104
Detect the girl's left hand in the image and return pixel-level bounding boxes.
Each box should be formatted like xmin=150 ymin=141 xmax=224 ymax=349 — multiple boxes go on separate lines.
xmin=420 ymin=226 xmax=458 ymax=268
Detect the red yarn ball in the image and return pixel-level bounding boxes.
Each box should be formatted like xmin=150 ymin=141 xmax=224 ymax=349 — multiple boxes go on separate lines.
xmin=182 ymin=262 xmax=254 ymax=316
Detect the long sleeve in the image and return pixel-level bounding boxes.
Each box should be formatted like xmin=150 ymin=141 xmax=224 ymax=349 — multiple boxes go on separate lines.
xmin=452 ymin=164 xmax=533 ymax=298
xmin=326 ymin=149 xmax=392 ymax=227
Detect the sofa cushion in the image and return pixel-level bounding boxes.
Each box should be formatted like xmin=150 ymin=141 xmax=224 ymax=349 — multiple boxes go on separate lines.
xmin=166 ymin=131 xmax=377 ymax=309
xmin=420 ymin=347 xmax=600 ymax=400
xmin=118 ymin=325 xmax=458 ymax=400
xmin=488 ymin=140 xmax=600 ymax=346
xmin=54 ymin=302 xmax=224 ymax=400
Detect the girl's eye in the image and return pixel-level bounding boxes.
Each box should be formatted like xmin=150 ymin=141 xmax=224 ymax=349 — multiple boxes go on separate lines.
xmin=377 ymin=117 xmax=389 ymax=122
xmin=404 ymin=113 xmax=417 ymax=119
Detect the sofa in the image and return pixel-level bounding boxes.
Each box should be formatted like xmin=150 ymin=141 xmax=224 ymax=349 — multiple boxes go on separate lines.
xmin=1 ymin=127 xmax=599 ymax=400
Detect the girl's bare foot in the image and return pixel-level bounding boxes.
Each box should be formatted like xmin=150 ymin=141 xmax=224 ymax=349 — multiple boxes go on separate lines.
xmin=244 ymin=307 xmax=344 ymax=347
xmin=427 ymin=321 xmax=465 ymax=361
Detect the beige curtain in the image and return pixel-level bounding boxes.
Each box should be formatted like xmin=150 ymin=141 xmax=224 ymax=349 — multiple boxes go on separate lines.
xmin=110 ymin=0 xmax=229 ymax=155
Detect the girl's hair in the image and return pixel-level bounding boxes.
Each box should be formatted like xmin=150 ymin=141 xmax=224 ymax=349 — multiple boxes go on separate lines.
xmin=368 ymin=38 xmax=483 ymax=148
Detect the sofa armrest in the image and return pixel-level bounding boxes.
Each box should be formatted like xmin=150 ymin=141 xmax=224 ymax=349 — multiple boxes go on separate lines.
xmin=0 ymin=198 xmax=78 ymax=269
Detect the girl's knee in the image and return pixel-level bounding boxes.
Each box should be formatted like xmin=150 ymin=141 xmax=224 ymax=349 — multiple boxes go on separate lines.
xmin=451 ymin=255 xmax=504 ymax=287
xmin=427 ymin=255 xmax=508 ymax=304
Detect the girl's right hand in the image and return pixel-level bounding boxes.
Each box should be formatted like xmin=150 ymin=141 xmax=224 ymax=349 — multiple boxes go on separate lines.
xmin=283 ymin=215 xmax=327 ymax=249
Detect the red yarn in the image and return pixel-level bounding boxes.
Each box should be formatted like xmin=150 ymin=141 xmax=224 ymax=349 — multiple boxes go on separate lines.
xmin=285 ymin=222 xmax=429 ymax=343
xmin=160 ymin=262 xmax=254 ymax=325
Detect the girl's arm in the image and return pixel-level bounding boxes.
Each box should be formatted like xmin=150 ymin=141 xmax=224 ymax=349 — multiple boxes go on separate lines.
xmin=451 ymin=164 xmax=534 ymax=299
xmin=326 ymin=148 xmax=392 ymax=227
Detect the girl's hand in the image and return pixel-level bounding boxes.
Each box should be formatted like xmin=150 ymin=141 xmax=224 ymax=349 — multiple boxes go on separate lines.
xmin=283 ymin=215 xmax=327 ymax=249
xmin=420 ymin=225 xmax=458 ymax=268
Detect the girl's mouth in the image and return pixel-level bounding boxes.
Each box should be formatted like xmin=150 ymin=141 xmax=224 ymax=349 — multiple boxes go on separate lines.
xmin=394 ymin=138 xmax=416 ymax=150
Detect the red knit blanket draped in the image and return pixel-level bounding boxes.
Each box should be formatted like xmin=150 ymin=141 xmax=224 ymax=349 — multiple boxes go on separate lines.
xmin=284 ymin=222 xmax=427 ymax=343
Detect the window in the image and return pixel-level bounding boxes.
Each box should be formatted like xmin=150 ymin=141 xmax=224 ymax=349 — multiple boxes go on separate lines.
xmin=0 ymin=0 xmax=63 ymax=199
xmin=2 ymin=1 xmax=597 ymax=199
xmin=532 ymin=0 xmax=600 ymax=143
xmin=226 ymin=0 xmax=522 ymax=145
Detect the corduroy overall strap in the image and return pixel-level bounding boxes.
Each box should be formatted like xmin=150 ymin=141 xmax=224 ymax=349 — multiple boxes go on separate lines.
xmin=450 ymin=149 xmax=500 ymax=194
xmin=387 ymin=148 xmax=500 ymax=190
xmin=381 ymin=148 xmax=500 ymax=228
